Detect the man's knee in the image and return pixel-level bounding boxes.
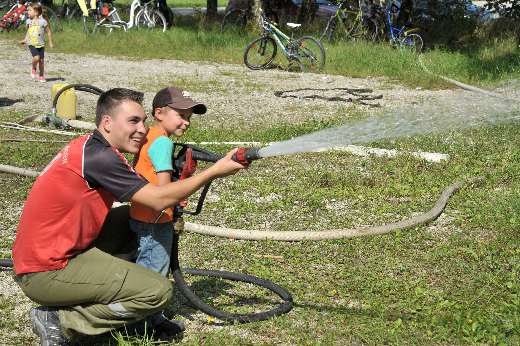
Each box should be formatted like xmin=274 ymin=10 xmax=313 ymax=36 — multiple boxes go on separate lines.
xmin=149 ymin=277 xmax=173 ymax=310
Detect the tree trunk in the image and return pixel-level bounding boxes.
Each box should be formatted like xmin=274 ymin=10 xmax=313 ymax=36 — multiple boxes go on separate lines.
xmin=206 ymin=0 xmax=218 ymax=21
xmin=296 ymin=0 xmax=316 ymax=25
xmin=252 ymin=0 xmax=262 ymax=28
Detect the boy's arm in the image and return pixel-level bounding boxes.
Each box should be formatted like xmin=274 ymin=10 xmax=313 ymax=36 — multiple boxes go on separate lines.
xmin=45 ymin=25 xmax=54 ymax=48
xmin=132 ymin=149 xmax=245 ymax=211
xmin=156 ymin=171 xmax=172 ymax=186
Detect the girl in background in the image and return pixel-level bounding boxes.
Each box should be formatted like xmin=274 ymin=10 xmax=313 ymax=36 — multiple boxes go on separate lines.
xmin=20 ymin=2 xmax=54 ymax=82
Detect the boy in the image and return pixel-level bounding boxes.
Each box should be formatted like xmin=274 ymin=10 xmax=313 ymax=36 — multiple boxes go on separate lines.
xmin=129 ymin=87 xmax=207 ymax=328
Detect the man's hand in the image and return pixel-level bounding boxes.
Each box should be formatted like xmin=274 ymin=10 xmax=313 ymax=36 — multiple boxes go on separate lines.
xmin=208 ymin=148 xmax=248 ymax=178
xmin=19 ymin=39 xmax=26 ymax=45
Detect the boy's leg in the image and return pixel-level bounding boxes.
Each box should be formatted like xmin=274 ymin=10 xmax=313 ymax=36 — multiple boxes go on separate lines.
xmin=16 ymin=247 xmax=173 ymax=337
xmin=130 ymin=219 xmax=173 ymax=277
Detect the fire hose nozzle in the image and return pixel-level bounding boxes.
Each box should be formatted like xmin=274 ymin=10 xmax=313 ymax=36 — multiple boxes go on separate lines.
xmin=231 ymin=147 xmax=262 ymax=165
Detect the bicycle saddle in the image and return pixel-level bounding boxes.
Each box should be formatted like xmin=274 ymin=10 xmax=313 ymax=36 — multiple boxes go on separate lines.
xmin=286 ymin=22 xmax=301 ymax=29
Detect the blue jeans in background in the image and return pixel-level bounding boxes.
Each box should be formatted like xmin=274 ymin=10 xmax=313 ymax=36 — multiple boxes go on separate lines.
xmin=129 ymin=219 xmax=174 ymax=277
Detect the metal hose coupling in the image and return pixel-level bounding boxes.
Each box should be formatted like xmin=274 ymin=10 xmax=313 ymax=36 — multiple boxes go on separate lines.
xmin=231 ymin=147 xmax=262 ymax=165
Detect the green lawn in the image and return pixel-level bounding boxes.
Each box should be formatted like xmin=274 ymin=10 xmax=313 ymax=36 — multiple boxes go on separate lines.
xmin=3 ymin=19 xmax=520 ymax=89
xmin=0 ymin=16 xmax=519 ymax=346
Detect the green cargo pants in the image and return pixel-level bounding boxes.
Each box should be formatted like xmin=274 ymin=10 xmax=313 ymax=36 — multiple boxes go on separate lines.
xmin=15 ymin=206 xmax=173 ymax=337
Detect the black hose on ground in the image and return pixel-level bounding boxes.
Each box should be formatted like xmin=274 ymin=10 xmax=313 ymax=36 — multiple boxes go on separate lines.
xmin=170 ymin=234 xmax=293 ymax=323
xmin=0 ymin=258 xmax=12 ymax=270
xmin=0 ymin=235 xmax=294 ymax=322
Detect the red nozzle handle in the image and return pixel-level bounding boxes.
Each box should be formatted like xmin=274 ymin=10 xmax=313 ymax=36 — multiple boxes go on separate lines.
xmin=231 ymin=147 xmax=261 ymax=165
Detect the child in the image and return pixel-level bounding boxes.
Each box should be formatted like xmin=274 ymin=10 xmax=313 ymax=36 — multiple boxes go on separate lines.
xmin=20 ymin=2 xmax=53 ymax=82
xmin=129 ymin=86 xmax=207 ymax=335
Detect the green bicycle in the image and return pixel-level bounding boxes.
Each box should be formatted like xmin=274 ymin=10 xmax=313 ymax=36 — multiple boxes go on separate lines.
xmin=243 ymin=11 xmax=325 ymax=73
xmin=320 ymin=0 xmax=380 ymax=42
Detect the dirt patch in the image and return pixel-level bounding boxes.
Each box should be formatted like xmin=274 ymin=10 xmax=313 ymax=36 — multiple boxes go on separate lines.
xmin=0 ymin=39 xmax=462 ymax=129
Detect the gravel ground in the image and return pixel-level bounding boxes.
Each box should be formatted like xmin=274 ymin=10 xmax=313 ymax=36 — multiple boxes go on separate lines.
xmin=0 ymin=37 xmax=518 ymax=344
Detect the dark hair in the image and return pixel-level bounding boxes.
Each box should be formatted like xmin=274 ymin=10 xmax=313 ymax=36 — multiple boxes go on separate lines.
xmin=29 ymin=2 xmax=42 ymax=16
xmin=95 ymin=88 xmax=144 ymax=126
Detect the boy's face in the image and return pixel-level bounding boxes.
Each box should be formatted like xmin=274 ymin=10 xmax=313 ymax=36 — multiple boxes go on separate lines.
xmin=101 ymin=100 xmax=147 ymax=153
xmin=156 ymin=106 xmax=192 ymax=137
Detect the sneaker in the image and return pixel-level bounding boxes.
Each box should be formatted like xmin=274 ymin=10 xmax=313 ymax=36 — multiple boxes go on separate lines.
xmin=153 ymin=315 xmax=185 ymax=341
xmin=38 ymin=76 xmax=46 ymax=83
xmin=31 ymin=69 xmax=37 ymax=79
xmin=31 ymin=307 xmax=71 ymax=346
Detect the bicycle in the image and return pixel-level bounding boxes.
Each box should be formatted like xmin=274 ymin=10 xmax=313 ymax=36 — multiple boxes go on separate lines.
xmin=83 ymin=0 xmax=167 ymax=33
xmin=243 ymin=10 xmax=325 ymax=72
xmin=0 ymin=0 xmax=61 ymax=32
xmin=383 ymin=2 xmax=423 ymax=52
xmin=56 ymin=0 xmax=82 ymax=20
xmin=320 ymin=0 xmax=380 ymax=42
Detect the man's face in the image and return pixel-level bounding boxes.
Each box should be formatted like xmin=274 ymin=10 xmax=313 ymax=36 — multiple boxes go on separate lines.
xmin=102 ymin=101 xmax=147 ymax=153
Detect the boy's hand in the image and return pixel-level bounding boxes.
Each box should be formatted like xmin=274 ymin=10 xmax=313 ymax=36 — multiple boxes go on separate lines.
xmin=19 ymin=40 xmax=26 ymax=45
xmin=49 ymin=42 xmax=54 ymax=49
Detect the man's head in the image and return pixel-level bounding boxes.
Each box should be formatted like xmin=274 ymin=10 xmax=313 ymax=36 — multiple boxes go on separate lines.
xmin=95 ymin=88 xmax=147 ymax=154
xmin=151 ymin=87 xmax=207 ymax=137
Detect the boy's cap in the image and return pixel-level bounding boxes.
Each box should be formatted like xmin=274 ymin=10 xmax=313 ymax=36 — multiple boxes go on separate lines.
xmin=152 ymin=87 xmax=207 ymax=115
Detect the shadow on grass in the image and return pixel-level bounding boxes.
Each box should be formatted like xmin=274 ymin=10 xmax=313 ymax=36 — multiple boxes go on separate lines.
xmin=0 ymin=97 xmax=23 ymax=107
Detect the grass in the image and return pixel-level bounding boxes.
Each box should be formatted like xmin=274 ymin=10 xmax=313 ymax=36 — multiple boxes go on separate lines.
xmin=3 ymin=19 xmax=520 ymax=88
xmin=1 ymin=15 xmax=520 ymax=345
xmin=1 ymin=101 xmax=520 ymax=345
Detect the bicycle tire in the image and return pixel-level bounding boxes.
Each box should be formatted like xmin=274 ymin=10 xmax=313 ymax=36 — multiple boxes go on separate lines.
xmin=136 ymin=8 xmax=167 ymax=32
xmin=399 ymin=33 xmax=423 ymax=53
xmin=243 ymin=36 xmax=277 ymax=70
xmin=42 ymin=5 xmax=62 ymax=32
xmin=320 ymin=15 xmax=336 ymax=42
xmin=83 ymin=12 xmax=97 ymax=34
xmin=294 ymin=36 xmax=325 ymax=72
xmin=221 ymin=8 xmax=247 ymax=32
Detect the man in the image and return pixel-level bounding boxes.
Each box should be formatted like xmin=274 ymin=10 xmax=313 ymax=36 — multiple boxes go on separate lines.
xmin=12 ymin=88 xmax=246 ymax=345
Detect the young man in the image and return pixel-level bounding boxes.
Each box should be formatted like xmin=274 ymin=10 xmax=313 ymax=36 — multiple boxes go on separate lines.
xmin=12 ymin=88 xmax=246 ymax=345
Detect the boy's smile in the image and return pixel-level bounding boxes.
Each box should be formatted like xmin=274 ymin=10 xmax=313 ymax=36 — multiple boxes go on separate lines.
xmin=156 ymin=106 xmax=193 ymax=137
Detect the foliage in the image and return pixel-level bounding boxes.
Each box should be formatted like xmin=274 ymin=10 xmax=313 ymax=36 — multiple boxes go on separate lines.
xmin=486 ymin=0 xmax=520 ymax=19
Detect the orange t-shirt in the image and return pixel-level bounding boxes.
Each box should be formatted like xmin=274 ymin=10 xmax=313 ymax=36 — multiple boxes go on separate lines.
xmin=130 ymin=126 xmax=174 ymax=223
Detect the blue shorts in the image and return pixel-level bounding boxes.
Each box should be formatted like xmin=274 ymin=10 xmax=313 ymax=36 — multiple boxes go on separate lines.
xmin=28 ymin=45 xmax=44 ymax=59
xmin=129 ymin=219 xmax=174 ymax=277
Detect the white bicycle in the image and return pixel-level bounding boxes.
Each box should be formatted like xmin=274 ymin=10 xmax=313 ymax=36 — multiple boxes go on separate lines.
xmin=83 ymin=0 xmax=167 ymax=33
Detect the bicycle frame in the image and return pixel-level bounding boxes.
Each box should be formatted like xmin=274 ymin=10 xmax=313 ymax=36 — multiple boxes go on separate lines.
xmin=260 ymin=14 xmax=298 ymax=60
xmin=384 ymin=5 xmax=419 ymax=43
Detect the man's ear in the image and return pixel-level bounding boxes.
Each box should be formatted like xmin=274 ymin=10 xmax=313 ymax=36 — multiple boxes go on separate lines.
xmin=100 ymin=114 xmax=112 ymax=133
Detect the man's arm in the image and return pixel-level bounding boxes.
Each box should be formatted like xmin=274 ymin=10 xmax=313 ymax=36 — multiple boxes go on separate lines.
xmin=132 ymin=149 xmax=245 ymax=211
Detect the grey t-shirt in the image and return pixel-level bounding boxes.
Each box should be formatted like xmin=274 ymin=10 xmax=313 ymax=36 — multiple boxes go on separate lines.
xmin=26 ymin=17 xmax=48 ymax=48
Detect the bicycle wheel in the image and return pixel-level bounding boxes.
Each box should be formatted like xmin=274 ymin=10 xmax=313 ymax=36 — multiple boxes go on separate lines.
xmin=83 ymin=12 xmax=97 ymax=33
xmin=294 ymin=36 xmax=325 ymax=73
xmin=42 ymin=5 xmax=62 ymax=32
xmin=221 ymin=8 xmax=247 ymax=32
xmin=320 ymin=16 xmax=336 ymax=42
xmin=400 ymin=33 xmax=423 ymax=53
xmin=243 ymin=36 xmax=277 ymax=70
xmin=361 ymin=17 xmax=380 ymax=42
xmin=136 ymin=8 xmax=167 ymax=32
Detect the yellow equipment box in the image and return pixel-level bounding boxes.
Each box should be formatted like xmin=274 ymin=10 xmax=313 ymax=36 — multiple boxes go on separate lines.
xmin=51 ymin=83 xmax=77 ymax=120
